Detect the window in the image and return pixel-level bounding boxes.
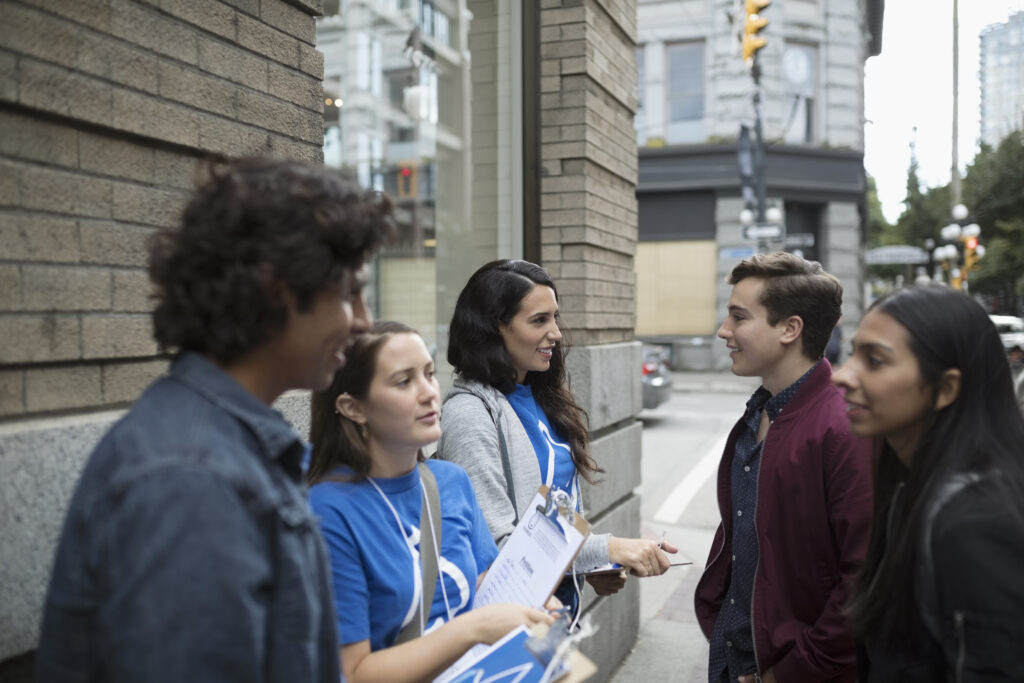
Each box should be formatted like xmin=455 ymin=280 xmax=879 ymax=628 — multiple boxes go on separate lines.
xmin=666 ymin=42 xmax=703 ymax=123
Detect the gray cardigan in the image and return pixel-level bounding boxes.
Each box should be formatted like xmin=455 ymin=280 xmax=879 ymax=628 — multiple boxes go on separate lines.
xmin=436 ymin=378 xmax=610 ymax=572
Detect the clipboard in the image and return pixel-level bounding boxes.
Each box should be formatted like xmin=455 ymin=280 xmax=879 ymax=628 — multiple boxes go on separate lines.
xmin=474 ymin=486 xmax=591 ymax=609
xmin=435 ymin=622 xmax=596 ymax=683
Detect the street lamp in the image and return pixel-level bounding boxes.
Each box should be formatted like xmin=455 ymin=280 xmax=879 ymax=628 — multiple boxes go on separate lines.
xmin=937 ymin=204 xmax=984 ymax=292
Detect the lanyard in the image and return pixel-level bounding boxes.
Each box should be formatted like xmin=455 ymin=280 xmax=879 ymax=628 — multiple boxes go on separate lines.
xmin=367 ymin=474 xmax=452 ymax=634
xmin=537 ymin=421 xmax=579 ymax=510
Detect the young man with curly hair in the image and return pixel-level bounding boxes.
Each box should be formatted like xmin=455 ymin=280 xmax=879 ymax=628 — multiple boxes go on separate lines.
xmin=695 ymin=252 xmax=872 ymax=683
xmin=36 ymin=158 xmax=395 ymax=683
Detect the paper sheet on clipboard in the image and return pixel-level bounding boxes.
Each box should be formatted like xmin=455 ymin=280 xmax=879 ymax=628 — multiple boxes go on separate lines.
xmin=474 ymin=486 xmax=591 ymax=609
xmin=435 ymin=487 xmax=591 ymax=683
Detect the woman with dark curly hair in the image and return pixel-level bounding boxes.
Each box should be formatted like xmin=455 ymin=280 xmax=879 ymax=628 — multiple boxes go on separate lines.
xmin=437 ymin=259 xmax=676 ymax=616
xmin=36 ymin=158 xmax=394 ymax=683
xmin=833 ymin=285 xmax=1024 ymax=682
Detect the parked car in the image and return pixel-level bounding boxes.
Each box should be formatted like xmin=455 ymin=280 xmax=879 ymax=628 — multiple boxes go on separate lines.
xmin=1016 ymin=367 xmax=1024 ymax=415
xmin=641 ymin=345 xmax=673 ymax=409
xmin=989 ymin=315 xmax=1024 ymax=352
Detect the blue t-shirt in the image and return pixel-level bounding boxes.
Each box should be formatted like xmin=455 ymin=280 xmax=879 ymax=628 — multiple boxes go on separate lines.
xmin=309 ymin=459 xmax=499 ymax=651
xmin=506 ymin=384 xmax=578 ymax=506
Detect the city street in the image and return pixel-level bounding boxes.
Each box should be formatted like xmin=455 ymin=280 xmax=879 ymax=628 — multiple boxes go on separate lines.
xmin=608 ymin=372 xmax=759 ymax=683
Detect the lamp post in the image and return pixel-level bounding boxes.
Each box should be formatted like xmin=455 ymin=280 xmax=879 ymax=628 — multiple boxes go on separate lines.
xmin=937 ymin=203 xmax=984 ymax=292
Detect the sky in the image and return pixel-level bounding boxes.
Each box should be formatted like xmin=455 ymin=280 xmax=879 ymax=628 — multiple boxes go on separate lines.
xmin=864 ymin=1 xmax=1024 ymax=223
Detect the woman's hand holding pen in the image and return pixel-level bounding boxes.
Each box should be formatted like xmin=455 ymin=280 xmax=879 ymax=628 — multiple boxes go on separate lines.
xmin=607 ymin=535 xmax=678 ymax=577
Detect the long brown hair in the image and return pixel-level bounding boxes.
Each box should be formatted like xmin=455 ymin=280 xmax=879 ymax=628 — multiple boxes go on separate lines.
xmin=447 ymin=260 xmax=602 ymax=483
xmin=308 ymin=321 xmax=425 ymax=483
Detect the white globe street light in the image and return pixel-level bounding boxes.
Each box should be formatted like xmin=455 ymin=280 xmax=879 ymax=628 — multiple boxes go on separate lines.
xmin=940 ymin=223 xmax=962 ymax=241
xmin=765 ymin=206 xmax=783 ymax=224
xmin=739 ymin=208 xmax=754 ymax=226
xmin=961 ymin=223 xmax=981 ymax=238
xmin=952 ymin=203 xmax=969 ymax=221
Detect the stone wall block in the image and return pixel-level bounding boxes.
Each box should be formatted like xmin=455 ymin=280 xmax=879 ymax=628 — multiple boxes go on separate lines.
xmin=237 ymin=13 xmax=300 ymax=67
xmin=261 ymin=0 xmax=317 ymax=45
xmin=0 ymin=215 xmax=79 ymax=264
xmin=102 ymin=360 xmax=168 ymax=405
xmin=111 ymin=184 xmax=186 ymax=228
xmin=197 ymin=37 xmax=270 ymax=92
xmin=159 ymin=0 xmax=238 ymax=41
xmin=79 ymin=222 xmax=155 ymax=268
xmin=81 ymin=315 xmax=158 ymax=360
xmin=109 ymin=0 xmax=199 ymax=65
xmin=0 ymin=266 xmax=21 ymax=312
xmin=78 ymin=133 xmax=156 ymax=185
xmin=112 ymin=271 xmax=156 ymax=312
xmin=566 ymin=342 xmax=642 ymax=431
xmin=0 ymin=412 xmax=120 ymax=657
xmin=25 ymin=366 xmax=102 ymax=413
xmin=0 ymin=315 xmax=80 ymax=364
xmin=581 ymin=420 xmax=642 ymax=515
xmin=22 ymin=266 xmax=111 ymax=312
xmin=0 ymin=111 xmax=78 ymax=167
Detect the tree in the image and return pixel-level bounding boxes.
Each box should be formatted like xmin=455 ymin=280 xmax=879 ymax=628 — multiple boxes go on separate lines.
xmin=865 ymin=174 xmax=892 ymax=248
xmin=962 ymin=131 xmax=1024 ymax=313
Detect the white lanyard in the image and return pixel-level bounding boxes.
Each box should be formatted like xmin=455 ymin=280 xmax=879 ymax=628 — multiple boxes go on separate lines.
xmin=367 ymin=474 xmax=453 ymax=634
xmin=537 ymin=421 xmax=579 ymax=510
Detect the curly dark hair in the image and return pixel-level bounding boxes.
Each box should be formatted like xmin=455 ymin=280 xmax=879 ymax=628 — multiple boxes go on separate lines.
xmin=149 ymin=157 xmax=395 ymax=362
xmin=727 ymin=251 xmax=842 ymax=360
xmin=308 ymin=321 xmax=424 ymax=484
xmin=447 ymin=260 xmax=602 ymax=483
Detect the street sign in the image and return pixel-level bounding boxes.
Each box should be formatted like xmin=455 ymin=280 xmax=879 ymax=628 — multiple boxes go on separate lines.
xmin=865 ymin=245 xmax=929 ymax=265
xmin=784 ymin=232 xmax=814 ymax=247
xmin=743 ymin=223 xmax=782 ymax=240
xmin=721 ymin=247 xmax=757 ymax=260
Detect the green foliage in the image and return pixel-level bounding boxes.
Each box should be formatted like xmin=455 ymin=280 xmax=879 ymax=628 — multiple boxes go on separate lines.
xmin=865 ymin=174 xmax=892 ymax=247
xmin=962 ymin=132 xmax=1024 ymax=307
xmin=893 ymin=131 xmax=1024 ymax=309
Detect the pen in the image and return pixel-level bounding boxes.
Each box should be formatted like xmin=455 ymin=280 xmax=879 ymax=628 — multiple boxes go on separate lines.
xmin=656 ymin=530 xmax=666 ymax=549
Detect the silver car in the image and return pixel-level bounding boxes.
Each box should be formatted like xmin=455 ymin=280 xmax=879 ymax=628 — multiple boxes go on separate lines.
xmin=641 ymin=345 xmax=673 ymax=409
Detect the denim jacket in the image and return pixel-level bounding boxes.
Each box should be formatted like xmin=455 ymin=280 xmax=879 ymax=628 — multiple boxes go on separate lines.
xmin=35 ymin=352 xmax=339 ymax=683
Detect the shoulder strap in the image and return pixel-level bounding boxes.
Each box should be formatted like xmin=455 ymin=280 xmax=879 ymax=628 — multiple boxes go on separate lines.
xmin=394 ymin=462 xmax=443 ymax=644
xmin=915 ymin=472 xmax=984 ymax=642
xmin=480 ymin=399 xmax=519 ymax=525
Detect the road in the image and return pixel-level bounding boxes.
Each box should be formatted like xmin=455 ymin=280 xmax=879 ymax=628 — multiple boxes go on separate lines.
xmin=608 ymin=375 xmax=758 ymax=683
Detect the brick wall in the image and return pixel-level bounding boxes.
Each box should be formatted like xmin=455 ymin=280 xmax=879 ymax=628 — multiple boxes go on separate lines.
xmin=0 ymin=0 xmax=325 ymax=666
xmin=538 ymin=0 xmax=639 ymax=348
xmin=536 ymin=2 xmax=644 ymax=680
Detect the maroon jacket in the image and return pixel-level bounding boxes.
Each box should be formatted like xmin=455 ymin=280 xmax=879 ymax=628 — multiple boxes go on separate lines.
xmin=694 ymin=360 xmax=872 ymax=682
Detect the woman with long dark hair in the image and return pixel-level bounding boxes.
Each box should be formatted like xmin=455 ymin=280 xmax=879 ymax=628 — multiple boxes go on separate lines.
xmin=308 ymin=321 xmax=552 ymax=683
xmin=832 ymin=285 xmax=1024 ymax=681
xmin=437 ymin=260 xmax=675 ymax=613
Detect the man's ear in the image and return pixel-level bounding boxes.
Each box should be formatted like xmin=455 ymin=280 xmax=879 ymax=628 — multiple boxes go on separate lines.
xmin=779 ymin=315 xmax=804 ymax=347
xmin=934 ymin=368 xmax=962 ymax=412
xmin=335 ymin=393 xmax=366 ymax=424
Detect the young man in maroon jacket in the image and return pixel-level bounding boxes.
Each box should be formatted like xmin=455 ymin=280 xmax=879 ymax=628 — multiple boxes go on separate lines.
xmin=694 ymin=252 xmax=872 ymax=683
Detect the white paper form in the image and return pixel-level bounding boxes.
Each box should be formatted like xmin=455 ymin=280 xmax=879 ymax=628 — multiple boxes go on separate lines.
xmin=474 ymin=486 xmax=590 ymax=609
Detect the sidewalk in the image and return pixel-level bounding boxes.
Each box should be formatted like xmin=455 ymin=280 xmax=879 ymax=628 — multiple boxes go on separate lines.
xmin=669 ymin=369 xmax=760 ymax=395
xmin=605 ymin=368 xmax=755 ymax=683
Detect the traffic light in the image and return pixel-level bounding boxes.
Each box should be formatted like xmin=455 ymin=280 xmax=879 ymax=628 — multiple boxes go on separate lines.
xmin=964 ymin=237 xmax=980 ymax=272
xmin=742 ymin=0 xmax=771 ymax=64
xmin=396 ymin=163 xmax=417 ymax=198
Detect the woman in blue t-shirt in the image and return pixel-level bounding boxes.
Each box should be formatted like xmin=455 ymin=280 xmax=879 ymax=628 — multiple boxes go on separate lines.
xmin=308 ymin=321 xmax=551 ymax=682
xmin=437 ymin=260 xmax=677 ymax=613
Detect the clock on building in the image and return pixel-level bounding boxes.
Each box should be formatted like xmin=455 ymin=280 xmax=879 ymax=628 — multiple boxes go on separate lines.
xmin=783 ymin=46 xmax=813 ymax=96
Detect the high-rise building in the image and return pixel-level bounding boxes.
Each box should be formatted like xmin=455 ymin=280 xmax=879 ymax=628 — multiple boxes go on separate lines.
xmin=979 ymin=11 xmax=1024 ymax=149
xmin=634 ymin=0 xmax=884 ymax=369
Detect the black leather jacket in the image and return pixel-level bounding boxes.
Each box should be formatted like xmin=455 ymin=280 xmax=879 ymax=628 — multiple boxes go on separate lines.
xmin=859 ymin=478 xmax=1024 ymax=682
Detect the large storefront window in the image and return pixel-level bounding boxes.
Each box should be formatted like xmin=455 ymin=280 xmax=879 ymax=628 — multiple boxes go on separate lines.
xmin=319 ymin=0 xmax=490 ymax=359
